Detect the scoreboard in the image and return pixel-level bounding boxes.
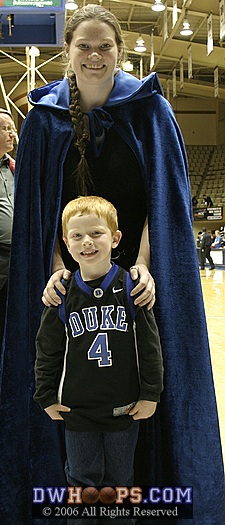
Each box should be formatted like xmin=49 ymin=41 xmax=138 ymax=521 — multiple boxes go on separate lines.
xmin=0 ymin=0 xmax=62 ymax=8
xmin=0 ymin=1 xmax=65 ymax=45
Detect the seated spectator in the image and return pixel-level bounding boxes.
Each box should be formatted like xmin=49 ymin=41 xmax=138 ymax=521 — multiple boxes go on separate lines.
xmin=203 ymin=194 xmax=213 ymax=208
xmin=192 ymin=195 xmax=198 ymax=208
xmin=211 ymin=230 xmax=222 ymax=249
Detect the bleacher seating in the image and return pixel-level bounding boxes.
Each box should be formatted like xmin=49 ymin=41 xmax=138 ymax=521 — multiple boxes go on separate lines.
xmin=186 ymin=145 xmax=225 ymax=207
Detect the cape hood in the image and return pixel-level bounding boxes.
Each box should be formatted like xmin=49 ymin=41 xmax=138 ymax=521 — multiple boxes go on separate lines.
xmin=28 ymin=70 xmax=164 ymax=110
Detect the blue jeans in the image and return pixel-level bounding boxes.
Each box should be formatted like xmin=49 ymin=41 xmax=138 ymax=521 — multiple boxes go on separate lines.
xmin=65 ymin=421 xmax=139 ymax=524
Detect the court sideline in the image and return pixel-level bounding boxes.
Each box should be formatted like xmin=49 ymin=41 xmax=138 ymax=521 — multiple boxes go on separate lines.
xmin=200 ymin=268 xmax=225 ymax=467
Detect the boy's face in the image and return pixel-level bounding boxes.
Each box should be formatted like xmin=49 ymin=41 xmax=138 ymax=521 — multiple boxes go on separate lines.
xmin=64 ymin=213 xmax=121 ymax=278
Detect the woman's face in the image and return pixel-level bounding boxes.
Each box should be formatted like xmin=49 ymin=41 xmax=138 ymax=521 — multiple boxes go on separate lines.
xmin=65 ymin=20 xmax=120 ymax=89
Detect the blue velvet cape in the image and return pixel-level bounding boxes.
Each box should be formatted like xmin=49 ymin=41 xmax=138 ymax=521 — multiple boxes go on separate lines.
xmin=0 ymin=71 xmax=224 ymax=525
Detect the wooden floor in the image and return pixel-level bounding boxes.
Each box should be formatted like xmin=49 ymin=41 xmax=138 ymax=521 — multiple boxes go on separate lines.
xmin=200 ymin=268 xmax=225 ymax=468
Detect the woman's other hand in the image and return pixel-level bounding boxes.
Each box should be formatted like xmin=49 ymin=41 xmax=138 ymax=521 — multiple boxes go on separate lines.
xmin=129 ymin=400 xmax=157 ymax=420
xmin=42 ymin=269 xmax=71 ymax=307
xmin=44 ymin=403 xmax=71 ymax=420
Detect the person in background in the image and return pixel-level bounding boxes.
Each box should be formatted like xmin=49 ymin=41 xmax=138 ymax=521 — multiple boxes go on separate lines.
xmin=200 ymin=227 xmax=215 ymax=270
xmin=192 ymin=195 xmax=198 ymax=209
xmin=0 ymin=108 xmax=16 ymax=351
xmin=219 ymin=228 xmax=224 ymax=247
xmin=196 ymin=231 xmax=202 ymax=248
xmin=211 ymin=229 xmax=222 ymax=249
xmin=208 ymin=229 xmax=214 ymax=244
xmin=0 ymin=6 xmax=224 ymax=525
xmin=203 ymin=194 xmax=213 ymax=208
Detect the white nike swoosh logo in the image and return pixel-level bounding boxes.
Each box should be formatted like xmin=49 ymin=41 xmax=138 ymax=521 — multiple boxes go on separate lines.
xmin=112 ymin=287 xmax=123 ymax=293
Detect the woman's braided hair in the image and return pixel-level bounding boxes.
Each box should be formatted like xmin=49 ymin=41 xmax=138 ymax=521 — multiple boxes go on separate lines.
xmin=63 ymin=4 xmax=126 ymax=195
xmin=69 ymin=76 xmax=92 ymax=195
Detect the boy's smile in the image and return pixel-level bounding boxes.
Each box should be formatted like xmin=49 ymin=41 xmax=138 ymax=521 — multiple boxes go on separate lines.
xmin=64 ymin=213 xmax=121 ymax=280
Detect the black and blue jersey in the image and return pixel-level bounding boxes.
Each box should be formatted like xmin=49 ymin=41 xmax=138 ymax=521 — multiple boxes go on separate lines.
xmin=34 ymin=263 xmax=163 ymax=431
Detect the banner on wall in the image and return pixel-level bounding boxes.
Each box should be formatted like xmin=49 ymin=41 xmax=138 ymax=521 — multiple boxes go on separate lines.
xmin=214 ymin=66 xmax=219 ymax=98
xmin=163 ymin=0 xmax=168 ymax=43
xmin=188 ymin=45 xmax=192 ymax=79
xmin=219 ymin=0 xmax=225 ymax=41
xmin=193 ymin=207 xmax=223 ymax=221
xmin=180 ymin=56 xmax=184 ymax=90
xmin=172 ymin=0 xmax=178 ymax=28
xmin=150 ymin=31 xmax=154 ymax=70
xmin=173 ymin=68 xmax=177 ymax=98
xmin=166 ymin=79 xmax=170 ymax=102
xmin=207 ymin=13 xmax=213 ymax=55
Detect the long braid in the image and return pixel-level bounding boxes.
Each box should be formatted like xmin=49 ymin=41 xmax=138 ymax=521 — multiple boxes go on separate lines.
xmin=69 ymin=74 xmax=94 ymax=195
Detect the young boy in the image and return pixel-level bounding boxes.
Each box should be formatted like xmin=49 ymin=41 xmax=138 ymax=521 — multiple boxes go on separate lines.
xmin=34 ymin=196 xmax=163 ymax=508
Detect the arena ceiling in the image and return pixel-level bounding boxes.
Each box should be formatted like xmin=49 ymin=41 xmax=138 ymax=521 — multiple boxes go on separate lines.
xmin=0 ymin=0 xmax=225 ymax=115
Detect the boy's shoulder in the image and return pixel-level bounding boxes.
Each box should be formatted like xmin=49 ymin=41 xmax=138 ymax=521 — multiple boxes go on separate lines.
xmin=56 ymin=273 xmax=75 ymax=301
xmin=57 ymin=274 xmax=75 ymax=324
xmin=113 ymin=265 xmax=137 ymax=321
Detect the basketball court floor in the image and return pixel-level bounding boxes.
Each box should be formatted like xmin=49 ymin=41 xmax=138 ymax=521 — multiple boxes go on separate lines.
xmin=200 ymin=268 xmax=225 ymax=468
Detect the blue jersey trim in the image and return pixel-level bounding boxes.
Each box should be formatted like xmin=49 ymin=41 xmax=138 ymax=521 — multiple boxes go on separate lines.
xmin=57 ymin=280 xmax=67 ymax=324
xmin=126 ymin=273 xmax=136 ymax=321
xmin=75 ymin=262 xmax=119 ymax=296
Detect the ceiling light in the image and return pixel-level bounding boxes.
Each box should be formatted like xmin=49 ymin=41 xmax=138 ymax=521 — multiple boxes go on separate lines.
xmin=29 ymin=46 xmax=40 ymax=57
xmin=134 ymin=35 xmax=146 ymax=53
xmin=151 ymin=0 xmax=165 ymax=12
xmin=122 ymin=60 xmax=134 ymax=72
xmin=180 ymin=17 xmax=193 ymax=36
xmin=65 ymin=0 xmax=78 ymax=10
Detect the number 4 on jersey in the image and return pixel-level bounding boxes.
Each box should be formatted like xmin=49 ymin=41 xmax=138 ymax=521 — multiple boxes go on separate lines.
xmin=88 ymin=333 xmax=112 ymax=367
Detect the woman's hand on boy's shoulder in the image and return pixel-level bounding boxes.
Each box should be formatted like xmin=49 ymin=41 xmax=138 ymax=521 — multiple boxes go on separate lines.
xmin=42 ymin=269 xmax=71 ymax=307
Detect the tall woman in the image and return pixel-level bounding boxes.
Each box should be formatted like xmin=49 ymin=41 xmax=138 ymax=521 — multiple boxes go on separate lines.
xmin=0 ymin=5 xmax=224 ymax=525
